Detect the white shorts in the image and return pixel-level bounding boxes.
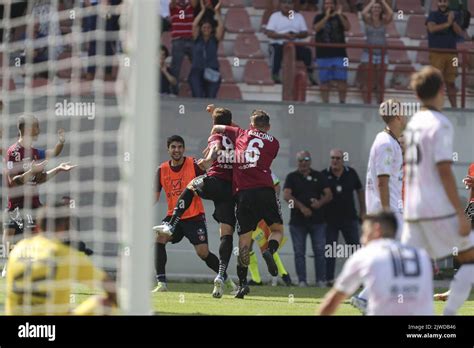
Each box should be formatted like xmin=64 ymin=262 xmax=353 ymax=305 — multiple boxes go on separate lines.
xmin=401 ymin=215 xmax=474 ymax=260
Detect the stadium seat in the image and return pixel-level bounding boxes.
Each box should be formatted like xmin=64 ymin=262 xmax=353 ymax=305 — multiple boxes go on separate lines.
xmin=406 ymin=15 xmax=428 ymax=40
xmin=396 ymin=0 xmax=425 ymax=15
xmin=416 ymin=41 xmax=430 ymax=65
xmin=178 ymin=82 xmax=192 ymax=97
xmin=346 ymin=38 xmax=366 ymax=63
xmin=260 ymin=9 xmax=275 ymax=30
xmin=234 ymin=33 xmax=265 ymax=58
xmin=301 ymin=11 xmax=317 ymax=34
xmin=385 ymin=20 xmax=401 ymax=38
xmin=390 ymin=65 xmax=416 ymax=90
xmin=218 ymin=43 xmax=226 ymax=57
xmin=387 ymin=39 xmax=411 ymax=64
xmin=30 ymin=78 xmax=48 ymax=88
xmin=217 ymin=83 xmax=242 ymax=99
xmin=221 ymin=0 xmax=245 ymax=7
xmin=0 ymin=78 xmax=16 ymax=90
xmin=345 ymin=13 xmax=364 ymax=37
xmin=225 ymin=8 xmax=254 ymax=33
xmin=57 ymin=51 xmax=72 ymax=79
xmin=470 ymin=0 xmax=474 ymax=11
xmin=219 ymin=58 xmax=235 ymax=83
xmin=243 ymin=59 xmax=274 ymax=85
xmin=179 ymin=56 xmax=192 ymax=82
xmin=253 ymin=0 xmax=269 ymax=9
xmin=161 ymin=31 xmax=172 ymax=52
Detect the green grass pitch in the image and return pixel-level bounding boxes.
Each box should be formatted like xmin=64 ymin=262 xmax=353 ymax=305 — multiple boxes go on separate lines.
xmin=0 ymin=278 xmax=473 ymax=315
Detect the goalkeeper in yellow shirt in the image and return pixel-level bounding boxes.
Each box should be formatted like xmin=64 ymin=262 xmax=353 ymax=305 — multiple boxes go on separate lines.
xmin=248 ymin=173 xmax=292 ymax=286
xmin=5 ymin=201 xmax=117 ymax=315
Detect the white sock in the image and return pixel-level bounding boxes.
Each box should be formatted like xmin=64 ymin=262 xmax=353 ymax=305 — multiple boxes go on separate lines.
xmin=443 ymin=264 xmax=474 ymax=315
xmin=358 ymin=287 xmax=369 ymax=301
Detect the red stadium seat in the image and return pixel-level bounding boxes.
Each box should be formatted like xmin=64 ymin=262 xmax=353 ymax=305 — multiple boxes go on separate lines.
xmin=416 ymin=41 xmax=430 ymax=65
xmin=387 ymin=39 xmax=411 ymax=64
xmin=406 ymin=15 xmax=428 ymax=40
xmin=225 ymin=8 xmax=254 ymax=33
xmin=345 ymin=13 xmax=364 ymax=37
xmin=57 ymin=51 xmax=72 ymax=79
xmin=179 ymin=56 xmax=192 ymax=82
xmin=234 ymin=33 xmax=265 ymax=58
xmin=260 ymin=9 xmax=275 ymax=30
xmin=219 ymin=58 xmax=235 ymax=83
xmin=161 ymin=31 xmax=172 ymax=53
xmin=390 ymin=65 xmax=416 ymax=90
xmin=396 ymin=0 xmax=425 ymax=15
xmin=0 ymin=78 xmax=16 ymax=90
xmin=253 ymin=0 xmax=269 ymax=9
xmin=301 ymin=11 xmax=317 ymax=34
xmin=243 ymin=59 xmax=274 ymax=85
xmin=30 ymin=78 xmax=48 ymax=88
xmin=470 ymin=0 xmax=474 ymax=11
xmin=221 ymin=0 xmax=245 ymax=7
xmin=217 ymin=83 xmax=242 ymax=99
xmin=218 ymin=43 xmax=226 ymax=57
xmin=346 ymin=38 xmax=366 ymax=63
xmin=385 ymin=20 xmax=400 ymax=38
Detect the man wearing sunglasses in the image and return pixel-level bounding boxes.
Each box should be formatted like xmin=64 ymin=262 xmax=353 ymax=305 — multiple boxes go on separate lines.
xmin=322 ymin=148 xmax=365 ymax=286
xmin=283 ymin=151 xmax=332 ymax=287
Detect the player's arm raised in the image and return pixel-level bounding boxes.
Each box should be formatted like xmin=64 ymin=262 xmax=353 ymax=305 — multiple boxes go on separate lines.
xmin=45 ymin=128 xmax=66 ymax=159
xmin=437 ymin=161 xmax=471 ymax=236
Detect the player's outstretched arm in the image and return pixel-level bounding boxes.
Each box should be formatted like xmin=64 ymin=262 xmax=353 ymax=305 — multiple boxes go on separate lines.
xmin=210 ymin=125 xmax=226 ymax=134
xmin=36 ymin=162 xmax=77 ymax=184
xmin=11 ymin=160 xmax=48 ymax=186
xmin=45 ymin=128 xmax=66 ymax=159
xmin=318 ymin=288 xmax=348 ymax=316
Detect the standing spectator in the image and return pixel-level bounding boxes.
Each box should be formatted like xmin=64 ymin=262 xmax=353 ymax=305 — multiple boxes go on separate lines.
xmin=169 ymin=0 xmax=198 ymax=94
xmin=160 ymin=45 xmax=177 ymax=94
xmin=283 ymin=151 xmax=333 ymax=287
xmin=313 ymin=0 xmax=350 ymax=103
xmin=188 ymin=0 xmax=224 ymax=98
xmin=265 ymin=0 xmax=316 ymax=85
xmin=358 ymin=0 xmax=393 ymax=104
xmin=426 ymin=0 xmax=464 ymax=108
xmin=322 ymin=149 xmax=365 ymax=286
xmin=194 ymin=0 xmax=219 ymax=29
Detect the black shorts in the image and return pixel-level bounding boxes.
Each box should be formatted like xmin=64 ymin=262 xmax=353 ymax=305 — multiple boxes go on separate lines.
xmin=235 ymin=187 xmax=283 ymax=235
xmin=163 ymin=215 xmax=208 ymax=246
xmin=195 ymin=175 xmax=236 ymax=228
xmin=3 ymin=208 xmax=37 ymax=237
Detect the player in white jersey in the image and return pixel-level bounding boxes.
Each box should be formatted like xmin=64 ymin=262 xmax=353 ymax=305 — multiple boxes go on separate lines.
xmin=402 ymin=66 xmax=474 ymax=315
xmin=318 ymin=211 xmax=433 ymax=315
xmin=365 ymin=99 xmax=406 ymax=239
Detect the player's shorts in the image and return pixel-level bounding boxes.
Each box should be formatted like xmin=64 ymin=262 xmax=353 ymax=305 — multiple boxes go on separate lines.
xmin=195 ymin=175 xmax=236 ymax=227
xmin=235 ymin=187 xmax=283 ymax=235
xmin=316 ymin=57 xmax=348 ymax=84
xmin=163 ymin=215 xmax=208 ymax=246
xmin=402 ymin=214 xmax=474 ymax=260
xmin=3 ymin=208 xmax=37 ymax=238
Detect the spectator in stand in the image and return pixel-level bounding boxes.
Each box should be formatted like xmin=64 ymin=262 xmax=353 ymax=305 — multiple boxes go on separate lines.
xmin=313 ymin=0 xmax=350 ymax=103
xmin=160 ymin=45 xmax=177 ymax=94
xmin=159 ymin=0 xmax=172 ymax=32
xmin=265 ymin=0 xmax=316 ymax=85
xmin=169 ymin=0 xmax=198 ymax=94
xmin=358 ymin=0 xmax=393 ymax=104
xmin=426 ymin=0 xmax=465 ymax=108
xmin=194 ymin=0 xmax=219 ymax=29
xmin=283 ymin=151 xmax=333 ymax=287
xmin=322 ymin=149 xmax=365 ymax=287
xmin=188 ymin=0 xmax=224 ymax=98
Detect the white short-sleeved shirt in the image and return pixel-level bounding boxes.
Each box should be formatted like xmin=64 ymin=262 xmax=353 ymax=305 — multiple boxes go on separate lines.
xmin=266 ymin=11 xmax=308 ymax=45
xmin=404 ymin=109 xmax=456 ymax=220
xmin=366 ymin=131 xmax=404 ymax=215
xmin=335 ymin=239 xmax=434 ymax=315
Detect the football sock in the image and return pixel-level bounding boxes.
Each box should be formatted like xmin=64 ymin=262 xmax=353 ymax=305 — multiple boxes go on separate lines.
xmin=273 ymin=252 xmax=287 ymax=277
xmin=237 ymin=264 xmax=248 ymax=286
xmin=268 ymin=240 xmax=279 ymax=255
xmin=203 ymin=252 xmax=220 ymax=274
xmin=444 ymin=264 xmax=474 ymax=315
xmin=218 ymin=235 xmax=233 ymax=278
xmin=248 ymin=251 xmax=261 ymax=283
xmin=168 ymin=188 xmax=194 ymax=228
xmin=155 ymin=242 xmax=167 ymax=283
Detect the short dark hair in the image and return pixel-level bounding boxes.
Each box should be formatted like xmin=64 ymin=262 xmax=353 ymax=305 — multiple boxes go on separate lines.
xmin=379 ymin=99 xmax=401 ymax=124
xmin=161 ymin=45 xmax=169 ymax=58
xmin=212 ymin=107 xmax=232 ymax=125
xmin=410 ymin=66 xmax=444 ymax=101
xmin=167 ymin=135 xmax=185 ymax=148
xmin=364 ymin=210 xmax=398 ymax=239
xmin=37 ymin=201 xmax=71 ymax=233
xmin=250 ymin=109 xmax=270 ymax=129
xmin=17 ymin=114 xmax=38 ymax=135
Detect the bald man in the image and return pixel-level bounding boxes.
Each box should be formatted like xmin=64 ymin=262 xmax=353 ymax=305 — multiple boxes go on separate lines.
xmin=322 ymin=148 xmax=365 ymax=286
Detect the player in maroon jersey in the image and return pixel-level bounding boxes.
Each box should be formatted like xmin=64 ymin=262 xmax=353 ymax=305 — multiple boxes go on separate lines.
xmin=211 ymin=109 xmax=284 ymax=299
xmin=154 ymin=105 xmax=238 ymax=297
xmin=2 ymin=114 xmax=76 ymax=271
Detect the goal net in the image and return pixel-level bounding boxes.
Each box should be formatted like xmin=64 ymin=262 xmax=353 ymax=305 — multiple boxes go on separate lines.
xmin=0 ymin=0 xmax=157 ymax=315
